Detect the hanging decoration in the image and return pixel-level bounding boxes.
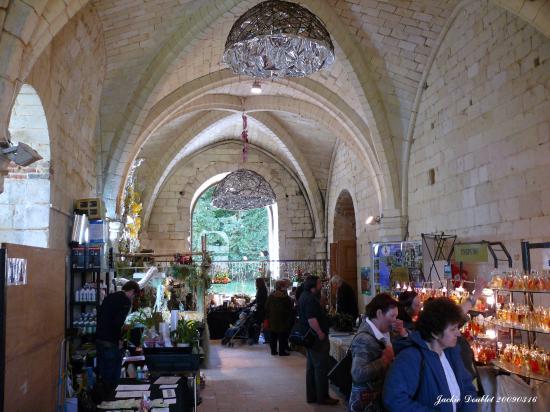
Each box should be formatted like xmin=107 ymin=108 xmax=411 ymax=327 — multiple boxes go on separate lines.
xmin=211 ymin=169 xmax=276 ymax=211
xmin=120 ymin=158 xmax=144 ymax=254
xmin=241 ymin=113 xmax=249 ymax=162
xmin=223 ymin=0 xmax=335 ymax=78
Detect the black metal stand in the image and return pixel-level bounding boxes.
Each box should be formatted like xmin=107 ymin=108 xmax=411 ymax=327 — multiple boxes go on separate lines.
xmin=521 ymin=240 xmax=550 ymax=272
xmin=421 ymin=233 xmax=456 ymax=283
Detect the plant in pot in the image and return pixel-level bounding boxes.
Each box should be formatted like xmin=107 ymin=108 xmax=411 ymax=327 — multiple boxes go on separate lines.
xmin=171 ymin=319 xmax=200 ymax=350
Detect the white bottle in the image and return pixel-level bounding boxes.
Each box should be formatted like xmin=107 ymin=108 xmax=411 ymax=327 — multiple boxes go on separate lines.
xmin=136 ymin=366 xmax=143 ymax=380
xmin=75 ymin=289 xmax=80 ymax=302
xmin=90 ymin=288 xmax=96 ymax=302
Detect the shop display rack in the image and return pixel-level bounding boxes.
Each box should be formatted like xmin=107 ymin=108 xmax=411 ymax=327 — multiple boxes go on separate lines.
xmin=492 ymin=360 xmax=550 ymax=383
xmin=68 ymin=245 xmax=112 ymax=332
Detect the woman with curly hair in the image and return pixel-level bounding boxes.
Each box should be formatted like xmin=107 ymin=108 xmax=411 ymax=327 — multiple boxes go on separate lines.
xmin=383 ymin=297 xmax=477 ymax=412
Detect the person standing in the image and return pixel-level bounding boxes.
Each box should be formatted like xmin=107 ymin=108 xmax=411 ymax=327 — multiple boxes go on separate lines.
xmin=265 ymin=280 xmax=293 ymax=356
xmin=298 ymin=275 xmax=339 ymax=405
xmin=250 ymin=277 xmax=268 ymax=344
xmin=383 ymin=298 xmax=477 ymax=412
xmin=331 ymin=275 xmax=359 ymax=320
xmin=96 ymin=280 xmax=140 ymax=391
xmin=348 ymin=293 xmax=402 ymax=412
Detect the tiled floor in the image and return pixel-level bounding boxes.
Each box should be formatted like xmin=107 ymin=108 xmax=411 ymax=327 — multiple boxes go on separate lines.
xmin=200 ymin=340 xmax=346 ymax=412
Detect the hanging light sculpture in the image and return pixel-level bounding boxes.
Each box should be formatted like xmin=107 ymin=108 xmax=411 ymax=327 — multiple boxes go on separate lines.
xmin=223 ymin=0 xmax=335 ymax=78
xmin=212 ymin=169 xmax=276 ymax=211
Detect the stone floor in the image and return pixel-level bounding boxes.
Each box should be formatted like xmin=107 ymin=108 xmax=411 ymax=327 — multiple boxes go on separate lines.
xmin=199 ymin=340 xmax=346 ymax=412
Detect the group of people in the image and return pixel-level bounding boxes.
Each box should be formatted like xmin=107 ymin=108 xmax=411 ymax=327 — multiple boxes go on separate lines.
xmin=294 ymin=273 xmax=485 ymax=411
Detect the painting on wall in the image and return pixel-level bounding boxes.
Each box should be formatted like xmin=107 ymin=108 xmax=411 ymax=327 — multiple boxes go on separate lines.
xmin=360 ymin=266 xmax=371 ymax=295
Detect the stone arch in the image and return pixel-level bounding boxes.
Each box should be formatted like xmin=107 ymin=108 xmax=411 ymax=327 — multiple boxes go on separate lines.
xmin=0 ymin=84 xmax=50 ymax=247
xmin=110 ymin=74 xmax=390 ymax=220
xmin=142 ymin=141 xmax=316 ymax=259
xmin=140 ymin=105 xmax=325 ymax=239
xmin=101 ymin=0 xmax=400 ymax=218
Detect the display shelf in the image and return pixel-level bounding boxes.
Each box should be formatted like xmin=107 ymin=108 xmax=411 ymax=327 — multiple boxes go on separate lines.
xmin=492 ymin=360 xmax=550 ymax=383
xmin=491 ymin=287 xmax=550 ymax=294
xmin=489 ymin=319 xmax=550 ymax=335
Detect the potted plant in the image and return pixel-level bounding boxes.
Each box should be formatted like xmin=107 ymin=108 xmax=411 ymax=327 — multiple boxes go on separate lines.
xmin=171 ymin=319 xmax=200 ymax=350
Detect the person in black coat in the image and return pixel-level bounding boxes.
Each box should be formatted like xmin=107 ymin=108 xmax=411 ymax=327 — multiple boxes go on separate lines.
xmin=249 ymin=277 xmax=268 ymax=343
xmin=331 ymin=275 xmax=359 ymax=320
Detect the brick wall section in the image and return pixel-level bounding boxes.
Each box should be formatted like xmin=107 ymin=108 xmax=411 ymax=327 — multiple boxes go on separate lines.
xmin=24 ymin=5 xmax=105 ymax=249
xmin=408 ymin=1 xmax=550 ymax=271
xmin=142 ymin=143 xmax=316 ymax=260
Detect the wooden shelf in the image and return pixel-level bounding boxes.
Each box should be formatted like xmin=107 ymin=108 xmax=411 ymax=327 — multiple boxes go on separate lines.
xmin=492 ymin=360 xmax=550 ymax=383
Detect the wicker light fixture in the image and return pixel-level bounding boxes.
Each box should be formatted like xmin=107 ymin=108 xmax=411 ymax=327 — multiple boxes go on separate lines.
xmin=212 ymin=169 xmax=276 ymax=211
xmin=223 ymin=0 xmax=334 ymax=78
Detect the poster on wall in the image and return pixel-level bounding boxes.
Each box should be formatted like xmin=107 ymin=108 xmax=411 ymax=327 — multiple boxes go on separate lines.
xmin=7 ymin=258 xmax=27 ymax=286
xmin=360 ymin=267 xmax=371 ymax=295
xmin=371 ymin=241 xmax=423 ymax=293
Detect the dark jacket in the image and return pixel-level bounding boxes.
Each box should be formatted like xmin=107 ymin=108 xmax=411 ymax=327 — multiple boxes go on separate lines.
xmin=383 ymin=331 xmax=477 ymax=412
xmin=254 ymin=286 xmax=268 ymax=322
xmin=298 ymin=290 xmax=329 ymax=334
xmin=336 ymin=281 xmax=359 ymax=319
xmin=96 ymin=291 xmax=131 ymax=344
xmin=265 ymin=290 xmax=293 ymax=333
xmin=350 ymin=321 xmax=388 ymax=388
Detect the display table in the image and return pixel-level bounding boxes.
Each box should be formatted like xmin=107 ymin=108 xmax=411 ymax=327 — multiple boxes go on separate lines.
xmin=329 ymin=332 xmax=355 ymax=361
xmin=98 ymin=377 xmax=194 ymax=412
xmin=207 ymin=309 xmax=239 ymax=339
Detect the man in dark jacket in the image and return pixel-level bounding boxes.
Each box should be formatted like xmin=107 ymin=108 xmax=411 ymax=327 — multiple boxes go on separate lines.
xmin=96 ymin=280 xmax=140 ymax=390
xmin=298 ymin=275 xmax=339 ymax=405
xmin=331 ymin=275 xmax=359 ymax=319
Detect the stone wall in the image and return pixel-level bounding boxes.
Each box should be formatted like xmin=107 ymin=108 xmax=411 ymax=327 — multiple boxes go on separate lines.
xmin=25 ymin=6 xmax=105 ymax=249
xmin=0 ymin=84 xmax=50 ymax=246
xmin=141 ymin=143 xmax=317 ymax=260
xmin=408 ymin=1 xmax=550 ymax=272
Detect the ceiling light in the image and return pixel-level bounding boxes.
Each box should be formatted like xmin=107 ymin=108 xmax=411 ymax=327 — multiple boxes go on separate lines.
xmin=1 ymin=142 xmax=42 ymax=166
xmin=365 ymin=215 xmax=381 ymax=225
xmin=251 ymin=80 xmax=262 ymax=94
xmin=212 ymin=169 xmax=276 ymax=211
xmin=223 ymin=0 xmax=335 ymax=78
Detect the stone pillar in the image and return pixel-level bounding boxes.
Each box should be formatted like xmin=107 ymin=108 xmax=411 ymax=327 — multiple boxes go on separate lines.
xmin=0 ymin=155 xmax=10 ymax=194
xmin=378 ymin=209 xmax=407 ymax=241
xmin=312 ymin=236 xmax=327 ymax=260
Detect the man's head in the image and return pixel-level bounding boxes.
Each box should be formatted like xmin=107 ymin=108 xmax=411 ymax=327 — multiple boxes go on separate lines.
xmin=303 ymin=274 xmax=321 ymax=294
xmin=330 ymin=275 xmax=343 ymax=287
xmin=122 ymin=280 xmax=140 ymax=301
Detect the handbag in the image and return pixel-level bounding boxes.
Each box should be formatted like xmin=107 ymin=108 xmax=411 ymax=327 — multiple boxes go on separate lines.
xmin=327 ymin=332 xmax=375 ymax=398
xmin=289 ymin=321 xmax=316 ymax=348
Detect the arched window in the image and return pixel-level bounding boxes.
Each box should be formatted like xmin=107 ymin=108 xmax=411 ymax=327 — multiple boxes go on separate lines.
xmin=0 ymin=85 xmax=50 ymax=247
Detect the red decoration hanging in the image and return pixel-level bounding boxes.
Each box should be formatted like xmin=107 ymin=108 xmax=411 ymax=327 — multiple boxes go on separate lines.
xmin=241 ymin=113 xmax=249 ymax=162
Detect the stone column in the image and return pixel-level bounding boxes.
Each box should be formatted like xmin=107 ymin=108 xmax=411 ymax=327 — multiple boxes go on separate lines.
xmin=0 ymin=155 xmax=10 ymax=194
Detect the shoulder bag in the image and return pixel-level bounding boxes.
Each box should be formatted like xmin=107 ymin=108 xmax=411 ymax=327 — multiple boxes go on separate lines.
xmin=289 ymin=321 xmax=316 ymax=348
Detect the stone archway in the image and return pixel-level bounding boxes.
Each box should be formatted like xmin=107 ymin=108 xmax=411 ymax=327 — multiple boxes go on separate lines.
xmin=331 ymin=190 xmax=359 ymax=312
xmin=0 ymin=84 xmax=50 ymax=247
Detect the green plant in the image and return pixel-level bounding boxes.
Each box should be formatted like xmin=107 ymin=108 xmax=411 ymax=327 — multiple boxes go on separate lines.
xmin=170 ymin=319 xmax=200 ymax=347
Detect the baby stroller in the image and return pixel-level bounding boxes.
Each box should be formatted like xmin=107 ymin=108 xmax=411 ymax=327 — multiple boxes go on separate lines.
xmin=221 ymin=305 xmax=259 ymax=347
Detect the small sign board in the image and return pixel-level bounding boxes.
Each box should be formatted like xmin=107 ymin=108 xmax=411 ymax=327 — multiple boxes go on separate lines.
xmin=454 ymin=243 xmax=488 ymax=263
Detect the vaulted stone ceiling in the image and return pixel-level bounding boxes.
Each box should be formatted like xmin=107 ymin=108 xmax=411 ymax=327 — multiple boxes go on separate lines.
xmin=3 ymin=0 xmax=546 ymax=222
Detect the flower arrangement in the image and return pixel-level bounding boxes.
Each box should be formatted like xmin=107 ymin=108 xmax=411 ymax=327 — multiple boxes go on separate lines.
xmin=212 ymin=271 xmax=231 ymax=284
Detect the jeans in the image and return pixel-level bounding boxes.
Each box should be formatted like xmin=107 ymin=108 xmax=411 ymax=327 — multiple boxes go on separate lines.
xmin=306 ymin=337 xmax=330 ymax=402
xmin=96 ymin=340 xmax=122 ymax=388
xmin=269 ymin=331 xmax=289 ymax=354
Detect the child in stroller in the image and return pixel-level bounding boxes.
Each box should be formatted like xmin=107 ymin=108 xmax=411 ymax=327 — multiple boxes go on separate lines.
xmin=221 ymin=305 xmax=259 ymax=347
